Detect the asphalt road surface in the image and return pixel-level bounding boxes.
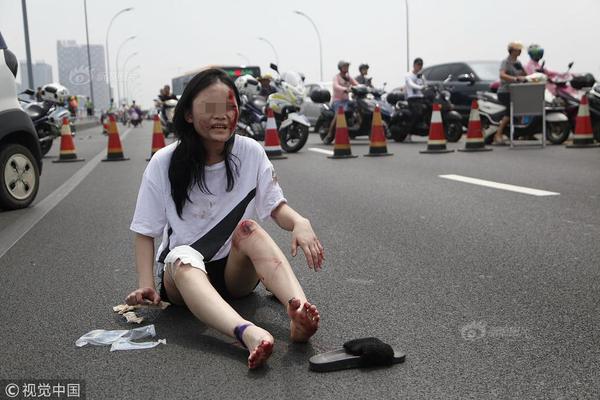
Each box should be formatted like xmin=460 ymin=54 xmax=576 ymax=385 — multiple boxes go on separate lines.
xmin=1 ymin=124 xmax=599 ymax=399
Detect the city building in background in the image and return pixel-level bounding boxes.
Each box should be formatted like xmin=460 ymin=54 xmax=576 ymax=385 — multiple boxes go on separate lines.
xmin=17 ymin=60 xmax=53 ymax=92
xmin=57 ymin=40 xmax=110 ymax=112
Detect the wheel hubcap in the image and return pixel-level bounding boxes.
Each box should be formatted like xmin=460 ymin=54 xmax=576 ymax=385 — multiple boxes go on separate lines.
xmin=4 ymin=154 xmax=35 ymax=200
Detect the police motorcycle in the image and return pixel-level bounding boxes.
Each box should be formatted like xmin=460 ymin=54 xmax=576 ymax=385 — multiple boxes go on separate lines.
xmin=387 ymin=76 xmax=463 ymax=143
xmin=477 ymin=72 xmax=570 ymax=144
xmin=19 ymin=83 xmax=73 ymax=156
xmin=266 ymin=63 xmax=310 ymax=152
xmin=234 ymin=74 xmax=266 ymax=141
xmin=313 ymin=84 xmax=394 ymax=144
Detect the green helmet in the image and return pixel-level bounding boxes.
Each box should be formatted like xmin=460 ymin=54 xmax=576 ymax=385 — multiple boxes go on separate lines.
xmin=528 ymin=44 xmax=544 ymax=62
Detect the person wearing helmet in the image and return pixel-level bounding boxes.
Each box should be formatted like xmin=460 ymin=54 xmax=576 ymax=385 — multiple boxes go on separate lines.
xmin=258 ymin=74 xmax=275 ymax=97
xmin=494 ymin=41 xmax=527 ymax=145
xmin=323 ymin=60 xmax=358 ymax=143
xmin=525 ymin=44 xmax=558 ymax=78
xmin=355 ymin=63 xmax=372 ymax=87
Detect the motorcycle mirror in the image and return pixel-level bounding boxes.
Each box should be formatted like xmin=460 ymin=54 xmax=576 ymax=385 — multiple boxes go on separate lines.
xmin=270 ymin=63 xmax=279 ymax=72
xmin=541 ymin=61 xmax=546 ymax=69
xmin=568 ymin=61 xmax=574 ymax=69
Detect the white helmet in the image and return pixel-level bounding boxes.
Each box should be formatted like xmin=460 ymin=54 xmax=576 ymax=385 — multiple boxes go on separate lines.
xmin=235 ymin=75 xmax=261 ymax=97
xmin=40 ymin=83 xmax=69 ymax=103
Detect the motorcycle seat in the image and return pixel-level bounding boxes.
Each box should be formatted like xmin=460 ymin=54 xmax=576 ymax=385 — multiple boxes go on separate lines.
xmin=480 ymin=92 xmax=498 ymax=102
xmin=25 ymin=103 xmax=50 ymax=121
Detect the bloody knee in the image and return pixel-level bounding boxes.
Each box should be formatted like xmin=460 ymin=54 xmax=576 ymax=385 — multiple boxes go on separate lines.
xmin=232 ymin=219 xmax=262 ymax=248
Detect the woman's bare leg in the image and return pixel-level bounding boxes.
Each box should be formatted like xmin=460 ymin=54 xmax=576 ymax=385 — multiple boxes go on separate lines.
xmin=225 ymin=219 xmax=320 ymax=342
xmin=495 ymin=116 xmax=509 ymax=142
xmin=163 ymin=260 xmax=273 ymax=369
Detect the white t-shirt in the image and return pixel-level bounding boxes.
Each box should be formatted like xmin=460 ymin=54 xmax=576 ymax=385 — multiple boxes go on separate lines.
xmin=404 ymin=71 xmax=425 ymax=98
xmin=130 ymin=135 xmax=286 ymax=267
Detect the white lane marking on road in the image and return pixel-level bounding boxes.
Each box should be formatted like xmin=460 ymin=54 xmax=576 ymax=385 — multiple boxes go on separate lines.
xmin=0 ymin=127 xmax=134 ymax=260
xmin=439 ymin=174 xmax=560 ymax=197
xmin=308 ymin=147 xmax=334 ymax=156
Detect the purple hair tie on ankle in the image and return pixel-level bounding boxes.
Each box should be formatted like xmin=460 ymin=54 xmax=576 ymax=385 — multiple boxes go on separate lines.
xmin=234 ymin=323 xmax=253 ymax=348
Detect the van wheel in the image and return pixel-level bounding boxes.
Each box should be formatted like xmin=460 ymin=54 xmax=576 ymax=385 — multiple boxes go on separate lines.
xmin=0 ymin=144 xmax=40 ymax=210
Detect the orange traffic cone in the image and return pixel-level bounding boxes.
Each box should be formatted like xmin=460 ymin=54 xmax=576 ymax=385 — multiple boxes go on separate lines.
xmin=146 ymin=115 xmax=167 ymax=161
xmin=53 ymin=117 xmax=85 ymax=163
xmin=458 ymin=100 xmax=492 ymax=152
xmin=328 ymin=106 xmax=358 ymax=159
xmin=420 ymin=103 xmax=454 ymax=154
xmin=102 ymin=114 xmax=129 ymax=161
xmin=263 ymin=108 xmax=287 ymax=160
xmin=364 ymin=104 xmax=393 ymax=157
xmin=566 ymin=95 xmax=599 ymax=148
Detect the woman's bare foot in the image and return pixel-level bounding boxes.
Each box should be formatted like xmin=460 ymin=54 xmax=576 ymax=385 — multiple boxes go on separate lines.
xmin=240 ymin=325 xmax=274 ymax=369
xmin=287 ymin=298 xmax=320 ymax=342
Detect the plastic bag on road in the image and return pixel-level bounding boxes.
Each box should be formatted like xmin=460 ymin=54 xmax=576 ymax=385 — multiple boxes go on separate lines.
xmin=76 ymin=324 xmax=165 ymax=351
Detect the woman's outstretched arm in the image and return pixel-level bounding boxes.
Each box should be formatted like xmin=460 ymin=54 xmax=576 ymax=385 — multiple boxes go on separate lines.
xmin=271 ymin=203 xmax=324 ymax=271
xmin=126 ymin=233 xmax=161 ymax=305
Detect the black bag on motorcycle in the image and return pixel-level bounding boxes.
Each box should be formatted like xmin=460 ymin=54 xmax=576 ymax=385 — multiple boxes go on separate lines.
xmin=310 ymin=89 xmax=331 ymax=104
xmin=571 ymin=73 xmax=596 ymax=90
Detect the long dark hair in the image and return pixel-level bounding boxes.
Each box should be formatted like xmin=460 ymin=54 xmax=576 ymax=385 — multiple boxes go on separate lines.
xmin=169 ymin=68 xmax=241 ymax=218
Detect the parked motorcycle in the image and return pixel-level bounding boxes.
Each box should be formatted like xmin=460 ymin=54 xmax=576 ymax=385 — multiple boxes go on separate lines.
xmin=234 ymin=74 xmax=266 ymax=141
xmin=588 ymin=83 xmax=600 ymax=142
xmin=266 ymin=64 xmax=310 ymax=152
xmin=19 ymin=89 xmax=73 ymax=156
xmin=478 ymin=72 xmax=571 ymax=144
xmin=388 ymin=77 xmax=463 ymax=142
xmin=313 ymin=84 xmax=394 ymax=144
xmin=155 ymin=98 xmax=178 ymax=138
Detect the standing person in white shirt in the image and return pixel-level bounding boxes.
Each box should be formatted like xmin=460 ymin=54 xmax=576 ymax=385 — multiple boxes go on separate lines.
xmin=404 ymin=57 xmax=426 ymax=142
xmin=127 ymin=68 xmax=323 ymax=369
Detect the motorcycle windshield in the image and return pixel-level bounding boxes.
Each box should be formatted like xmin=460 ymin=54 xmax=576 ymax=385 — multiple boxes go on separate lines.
xmin=281 ymin=71 xmax=304 ymax=88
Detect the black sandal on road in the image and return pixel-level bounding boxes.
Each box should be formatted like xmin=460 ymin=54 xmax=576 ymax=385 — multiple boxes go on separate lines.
xmin=309 ymin=337 xmax=405 ymax=372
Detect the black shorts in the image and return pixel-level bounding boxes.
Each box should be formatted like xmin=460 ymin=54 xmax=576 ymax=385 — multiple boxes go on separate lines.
xmin=497 ymin=92 xmax=511 ymax=117
xmin=159 ymin=256 xmax=236 ymax=302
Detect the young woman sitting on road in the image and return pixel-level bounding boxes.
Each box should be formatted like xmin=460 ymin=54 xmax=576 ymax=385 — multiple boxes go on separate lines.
xmin=127 ymin=68 xmax=324 ymax=369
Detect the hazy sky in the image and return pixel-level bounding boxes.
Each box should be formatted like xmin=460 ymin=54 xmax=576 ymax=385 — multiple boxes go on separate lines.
xmin=2 ymin=0 xmax=599 ymax=108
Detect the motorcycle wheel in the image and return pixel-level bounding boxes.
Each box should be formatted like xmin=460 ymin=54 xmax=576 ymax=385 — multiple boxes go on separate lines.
xmin=546 ymin=121 xmax=570 ymax=145
xmin=390 ymin=120 xmax=409 ymax=142
xmin=280 ymin=123 xmax=309 ymax=153
xmin=40 ymin=138 xmax=53 ymax=156
xmin=316 ymin=115 xmax=333 ymax=144
xmin=445 ymin=120 xmax=463 ymax=142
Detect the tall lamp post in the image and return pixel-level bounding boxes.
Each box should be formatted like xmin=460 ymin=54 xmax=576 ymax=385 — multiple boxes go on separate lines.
xmin=120 ymin=52 xmax=138 ymax=105
xmin=21 ymin=0 xmax=34 ymax=91
xmin=257 ymin=37 xmax=279 ymax=66
xmin=293 ymin=10 xmax=323 ymax=81
xmin=105 ymin=7 xmax=133 ymax=105
xmin=236 ymin=52 xmax=251 ymax=65
xmin=124 ymin=65 xmax=140 ymax=104
xmin=405 ymin=0 xmax=410 ymax=72
xmin=83 ymin=0 xmax=95 ymax=110
xmin=115 ymin=35 xmax=136 ymax=104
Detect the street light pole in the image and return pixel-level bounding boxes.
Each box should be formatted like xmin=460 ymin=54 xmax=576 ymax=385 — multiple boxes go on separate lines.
xmin=236 ymin=52 xmax=251 ymax=65
xmin=124 ymin=65 xmax=140 ymax=104
xmin=121 ymin=52 xmax=138 ymax=104
xmin=105 ymin=7 xmax=133 ymax=107
xmin=115 ymin=36 xmax=136 ymax=105
xmin=83 ymin=0 xmax=95 ymax=111
xmin=257 ymin=37 xmax=279 ymax=66
xmin=405 ymin=0 xmax=410 ymax=72
xmin=293 ymin=10 xmax=323 ymax=81
xmin=21 ymin=0 xmax=34 ymax=91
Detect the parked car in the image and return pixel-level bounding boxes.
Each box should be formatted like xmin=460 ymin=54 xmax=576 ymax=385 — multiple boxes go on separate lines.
xmin=0 ymin=31 xmax=42 ymax=210
xmin=421 ymin=61 xmax=500 ymax=124
xmin=301 ymin=82 xmax=332 ymax=127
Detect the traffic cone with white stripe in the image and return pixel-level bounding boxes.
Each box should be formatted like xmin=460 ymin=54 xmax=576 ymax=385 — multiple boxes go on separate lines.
xmin=146 ymin=114 xmax=167 ymax=161
xmin=420 ymin=103 xmax=454 ymax=154
xmin=328 ymin=106 xmax=358 ymax=159
xmin=102 ymin=114 xmax=129 ymax=161
xmin=53 ymin=117 xmax=85 ymax=163
xmin=566 ymin=95 xmax=599 ymax=148
xmin=263 ymin=108 xmax=287 ymax=160
xmin=364 ymin=104 xmax=393 ymax=157
xmin=458 ymin=100 xmax=492 ymax=152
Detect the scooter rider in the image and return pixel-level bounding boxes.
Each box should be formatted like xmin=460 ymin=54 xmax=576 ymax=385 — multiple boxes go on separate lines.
xmin=494 ymin=41 xmax=527 ymax=145
xmin=355 ymin=63 xmax=373 ymax=87
xmin=405 ymin=57 xmax=427 ymax=143
xmin=525 ymin=44 xmax=558 ymax=77
xmin=324 ymin=60 xmax=358 ymax=144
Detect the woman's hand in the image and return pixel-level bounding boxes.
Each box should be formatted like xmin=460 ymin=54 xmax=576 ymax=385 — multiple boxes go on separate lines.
xmin=291 ymin=218 xmax=324 ymax=271
xmin=125 ymin=287 xmax=161 ymax=306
